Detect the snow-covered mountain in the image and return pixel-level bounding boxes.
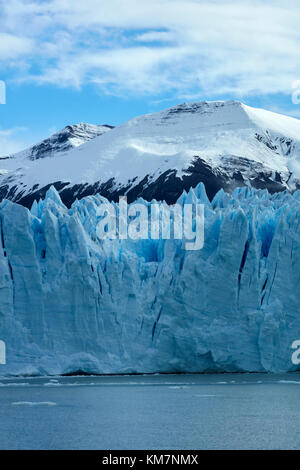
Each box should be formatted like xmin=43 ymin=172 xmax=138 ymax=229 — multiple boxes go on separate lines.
xmin=0 ymin=184 xmax=299 ymax=375
xmin=1 ymin=100 xmax=300 ymax=208
xmin=2 ymin=123 xmax=113 ymax=162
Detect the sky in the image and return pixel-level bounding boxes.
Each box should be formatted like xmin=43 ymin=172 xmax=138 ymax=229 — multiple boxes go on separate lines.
xmin=1 ymin=0 xmax=300 ymax=155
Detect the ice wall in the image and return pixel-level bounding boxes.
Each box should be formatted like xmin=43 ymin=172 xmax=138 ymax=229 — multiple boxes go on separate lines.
xmin=0 ymin=184 xmax=299 ymax=375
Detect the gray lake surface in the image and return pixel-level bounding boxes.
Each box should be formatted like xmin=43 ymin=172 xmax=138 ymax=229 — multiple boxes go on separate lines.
xmin=0 ymin=373 xmax=299 ymax=450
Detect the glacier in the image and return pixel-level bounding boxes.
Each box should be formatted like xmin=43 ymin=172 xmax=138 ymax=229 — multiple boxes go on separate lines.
xmin=0 ymin=183 xmax=299 ymax=375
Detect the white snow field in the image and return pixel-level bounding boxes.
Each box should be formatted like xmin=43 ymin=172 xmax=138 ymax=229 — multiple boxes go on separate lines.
xmin=0 ymin=183 xmax=299 ymax=375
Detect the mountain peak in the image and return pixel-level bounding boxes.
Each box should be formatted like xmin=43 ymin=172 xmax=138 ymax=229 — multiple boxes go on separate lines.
xmin=27 ymin=123 xmax=114 ymax=161
xmin=6 ymin=123 xmax=114 ymax=162
xmin=164 ymin=99 xmax=242 ymax=113
xmin=149 ymin=99 xmax=300 ymax=142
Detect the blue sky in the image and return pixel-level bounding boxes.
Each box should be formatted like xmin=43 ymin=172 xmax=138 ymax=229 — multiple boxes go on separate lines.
xmin=1 ymin=0 xmax=300 ymax=154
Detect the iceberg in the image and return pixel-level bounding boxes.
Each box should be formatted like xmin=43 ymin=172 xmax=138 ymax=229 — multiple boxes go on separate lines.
xmin=0 ymin=183 xmax=299 ymax=375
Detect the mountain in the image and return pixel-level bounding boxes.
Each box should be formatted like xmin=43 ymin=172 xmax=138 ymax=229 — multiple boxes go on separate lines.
xmin=0 ymin=184 xmax=299 ymax=375
xmin=0 ymin=122 xmax=113 ymax=204
xmin=1 ymin=100 xmax=300 ymax=208
xmin=1 ymin=123 xmax=113 ymax=161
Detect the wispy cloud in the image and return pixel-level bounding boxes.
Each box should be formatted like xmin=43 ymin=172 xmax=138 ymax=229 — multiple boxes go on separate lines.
xmin=0 ymin=127 xmax=30 ymax=155
xmin=0 ymin=33 xmax=33 ymax=60
xmin=1 ymin=0 xmax=300 ymax=98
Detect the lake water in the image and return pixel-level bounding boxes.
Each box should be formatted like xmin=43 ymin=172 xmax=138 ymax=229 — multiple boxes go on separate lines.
xmin=0 ymin=373 xmax=299 ymax=450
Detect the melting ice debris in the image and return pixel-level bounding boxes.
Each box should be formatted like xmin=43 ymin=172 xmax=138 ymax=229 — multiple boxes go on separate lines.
xmin=0 ymin=183 xmax=299 ymax=375
xmin=12 ymin=402 xmax=56 ymax=406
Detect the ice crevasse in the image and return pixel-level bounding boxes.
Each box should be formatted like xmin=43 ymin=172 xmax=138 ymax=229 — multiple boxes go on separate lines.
xmin=0 ymin=183 xmax=299 ymax=375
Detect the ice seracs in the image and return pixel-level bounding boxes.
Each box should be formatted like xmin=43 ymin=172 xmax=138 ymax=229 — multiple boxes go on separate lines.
xmin=0 ymin=183 xmax=299 ymax=375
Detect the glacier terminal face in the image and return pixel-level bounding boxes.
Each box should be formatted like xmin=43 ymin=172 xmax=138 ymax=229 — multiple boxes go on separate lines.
xmin=0 ymin=183 xmax=299 ymax=375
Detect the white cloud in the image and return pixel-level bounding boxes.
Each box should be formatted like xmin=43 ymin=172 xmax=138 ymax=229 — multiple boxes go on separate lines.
xmin=0 ymin=33 xmax=34 ymax=60
xmin=0 ymin=127 xmax=30 ymax=155
xmin=135 ymin=31 xmax=175 ymax=43
xmin=1 ymin=0 xmax=300 ymax=98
